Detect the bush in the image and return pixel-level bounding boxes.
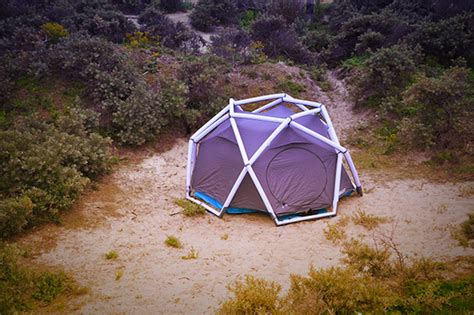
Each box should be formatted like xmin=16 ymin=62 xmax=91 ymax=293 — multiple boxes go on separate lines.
xmin=210 ymin=28 xmax=252 ymax=66
xmin=27 ymin=35 xmax=181 ymax=145
xmin=401 ymin=67 xmax=474 ymax=150
xmin=267 ymin=0 xmax=305 ymax=24
xmin=283 ymin=266 xmax=392 ymax=314
xmin=159 ymin=0 xmax=184 ymax=13
xmin=190 ymin=0 xmax=238 ymax=32
xmin=0 ymin=111 xmax=111 ymax=238
xmin=178 ymin=55 xmax=231 ymax=127
xmin=352 ymin=44 xmax=421 ymax=107
xmin=218 ymin=275 xmax=281 ymax=314
xmin=62 ymin=8 xmax=136 ymax=43
xmin=407 ymin=13 xmax=474 ymax=66
xmin=139 ymin=7 xmax=203 ymax=53
xmin=251 ymin=15 xmax=314 ymax=64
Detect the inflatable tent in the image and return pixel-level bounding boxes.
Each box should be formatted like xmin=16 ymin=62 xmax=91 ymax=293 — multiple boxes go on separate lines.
xmin=185 ymin=93 xmax=362 ymax=226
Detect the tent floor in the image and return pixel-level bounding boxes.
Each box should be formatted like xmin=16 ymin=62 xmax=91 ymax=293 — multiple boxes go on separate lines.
xmin=194 ymin=191 xmax=330 ymax=221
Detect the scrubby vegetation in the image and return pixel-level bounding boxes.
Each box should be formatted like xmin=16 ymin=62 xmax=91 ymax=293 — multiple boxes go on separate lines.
xmin=0 ymin=243 xmax=83 ymax=313
xmin=220 ymin=212 xmax=474 ymax=314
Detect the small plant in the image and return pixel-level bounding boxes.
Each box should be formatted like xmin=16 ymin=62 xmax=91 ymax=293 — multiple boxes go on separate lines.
xmin=276 ymin=78 xmax=306 ymax=97
xmin=32 ymin=272 xmax=71 ymax=303
xmin=181 ymin=248 xmax=198 ymax=260
xmin=165 ymin=235 xmax=183 ymax=249
xmin=459 ymin=185 xmax=474 ymax=198
xmin=174 ymin=199 xmax=206 ymax=217
xmin=221 ymin=234 xmax=229 ymax=240
xmin=323 ymin=215 xmax=349 ymax=244
xmin=351 ymin=209 xmax=390 ymax=230
xmin=452 ymin=214 xmax=474 ymax=248
xmin=115 ymin=269 xmax=124 ymax=281
xmin=435 ymin=204 xmax=448 ymax=214
xmin=105 ymin=251 xmax=118 ymax=260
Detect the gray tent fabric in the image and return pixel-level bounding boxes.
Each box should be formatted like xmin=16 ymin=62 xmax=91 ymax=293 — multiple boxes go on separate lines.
xmin=186 ymin=94 xmax=362 ymax=225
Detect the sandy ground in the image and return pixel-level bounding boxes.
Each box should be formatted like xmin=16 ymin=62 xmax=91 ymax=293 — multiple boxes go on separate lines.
xmin=19 ymin=140 xmax=474 ymax=314
xmin=17 ymin=78 xmax=474 ymax=313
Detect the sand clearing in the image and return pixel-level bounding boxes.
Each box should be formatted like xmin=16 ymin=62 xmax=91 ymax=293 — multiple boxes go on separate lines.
xmin=18 ymin=138 xmax=474 ymax=314
xmin=16 ymin=77 xmax=473 ymax=313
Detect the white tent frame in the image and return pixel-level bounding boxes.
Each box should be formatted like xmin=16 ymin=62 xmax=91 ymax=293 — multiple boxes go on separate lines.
xmin=186 ymin=94 xmax=362 ymax=226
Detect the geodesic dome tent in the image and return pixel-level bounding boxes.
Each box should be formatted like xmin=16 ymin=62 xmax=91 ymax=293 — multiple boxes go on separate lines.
xmin=185 ymin=93 xmax=362 ymax=226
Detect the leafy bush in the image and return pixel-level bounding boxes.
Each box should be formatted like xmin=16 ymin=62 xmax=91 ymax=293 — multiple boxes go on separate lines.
xmin=210 ymin=28 xmax=252 ymax=66
xmin=251 ymin=15 xmax=314 ymax=64
xmin=407 ymin=13 xmax=474 ymax=66
xmin=190 ymin=0 xmax=238 ymax=32
xmin=0 ymin=111 xmax=111 ymax=238
xmin=26 ymin=36 xmax=181 ymax=145
xmin=400 ymin=67 xmax=473 ymax=150
xmin=352 ymin=44 xmax=421 ymax=107
xmin=139 ymin=7 xmax=203 ymax=53
xmin=267 ymin=0 xmax=305 ymax=24
xmin=62 ymin=7 xmax=136 ymax=43
xmin=178 ymin=55 xmax=231 ymax=127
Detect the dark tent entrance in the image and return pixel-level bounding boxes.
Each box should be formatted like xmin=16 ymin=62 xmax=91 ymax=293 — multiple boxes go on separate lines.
xmin=185 ymin=94 xmax=362 ymax=226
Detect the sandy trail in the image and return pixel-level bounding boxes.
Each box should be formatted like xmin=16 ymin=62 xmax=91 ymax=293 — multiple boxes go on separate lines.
xmin=18 ymin=78 xmax=473 ymax=313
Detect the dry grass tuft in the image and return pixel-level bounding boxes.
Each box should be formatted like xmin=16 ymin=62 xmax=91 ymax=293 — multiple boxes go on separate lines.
xmin=181 ymin=248 xmax=198 ymax=260
xmin=174 ymin=199 xmax=206 ymax=217
xmin=165 ymin=235 xmax=183 ymax=249
xmin=352 ymin=209 xmax=390 ymax=230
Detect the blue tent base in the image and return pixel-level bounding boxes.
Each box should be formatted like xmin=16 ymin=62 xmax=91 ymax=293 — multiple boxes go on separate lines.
xmin=193 ymin=191 xmax=360 ymax=221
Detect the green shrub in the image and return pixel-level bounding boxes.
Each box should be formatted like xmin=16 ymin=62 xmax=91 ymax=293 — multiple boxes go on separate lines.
xmin=190 ymin=0 xmax=238 ymax=32
xmin=352 ymin=44 xmax=421 ymax=107
xmin=0 ymin=111 xmax=111 ymax=238
xmin=407 ymin=13 xmax=474 ymax=66
xmin=400 ymin=67 xmax=473 ymax=150
xmin=179 ymin=55 xmax=230 ymax=127
xmin=251 ymin=15 xmax=314 ymax=65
